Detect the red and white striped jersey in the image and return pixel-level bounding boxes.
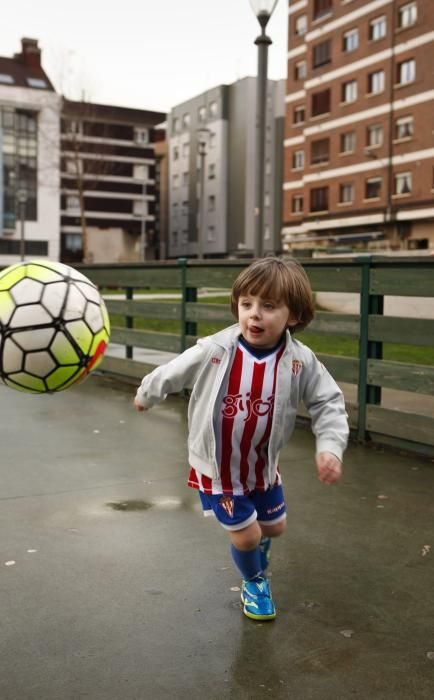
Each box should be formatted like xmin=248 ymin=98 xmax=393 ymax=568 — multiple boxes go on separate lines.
xmin=188 ymin=340 xmax=284 ymax=495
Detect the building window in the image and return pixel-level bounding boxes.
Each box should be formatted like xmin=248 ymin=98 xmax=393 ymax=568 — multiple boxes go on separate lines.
xmin=292 ymin=150 xmax=305 ymax=170
xmin=182 ymin=142 xmax=190 ymax=158
xmin=265 ymin=159 xmax=271 ymax=175
xmin=207 ymin=225 xmax=215 ymax=242
xmin=172 ymin=203 xmax=178 ymax=218
xmin=310 ymin=186 xmax=329 ymax=212
xmin=397 ymin=59 xmax=416 ymax=84
xmin=340 ymin=131 xmax=356 ymax=153
xmin=209 ymin=132 xmax=216 ymax=149
xmin=395 ymin=172 xmax=412 ymax=195
xmin=399 ymin=2 xmax=417 ymax=28
xmin=182 ymin=113 xmax=191 ymax=129
xmin=66 ymin=195 xmax=80 ymax=213
xmin=0 ymin=73 xmax=14 ymax=84
xmin=208 ymin=195 xmax=216 ymax=212
xmin=173 ymin=174 xmax=179 ymax=188
xmin=65 ymin=158 xmax=79 ymax=175
xmin=294 ymin=60 xmax=307 ymax=80
xmin=181 ymin=200 xmax=189 ymax=216
xmin=134 ymin=164 xmax=149 ymax=180
xmin=133 ymin=199 xmax=148 ymax=217
xmin=395 ymin=115 xmax=414 ymax=139
xmin=312 ymin=88 xmax=331 ymax=116
xmin=365 ymin=177 xmax=382 ymax=199
xmin=295 ymin=14 xmax=307 ymax=35
xmin=313 ymin=0 xmax=332 ymax=20
xmin=313 ymin=40 xmax=331 ymax=68
xmin=369 ymin=16 xmax=387 ymax=40
xmin=134 ymin=127 xmax=149 ymax=145
xmin=367 ymin=124 xmax=383 ymax=147
xmin=342 ymin=80 xmax=357 ymax=103
xmin=173 ymin=117 xmax=181 ymax=134
xmin=198 ymin=106 xmax=207 ymax=122
xmin=209 ymin=101 xmax=218 ymax=117
xmin=368 ymin=70 xmax=385 ymax=94
xmin=311 ymin=138 xmax=330 ymax=165
xmin=173 ymin=146 xmax=179 ymax=161
xmin=292 ymin=195 xmax=304 ymax=213
xmin=339 ymin=183 xmax=354 ymax=204
xmin=293 ymin=105 xmax=306 ymax=124
xmin=343 ymin=28 xmax=359 ymax=52
xmin=182 ymin=172 xmax=189 ymax=187
xmin=208 ymin=163 xmax=216 ymax=179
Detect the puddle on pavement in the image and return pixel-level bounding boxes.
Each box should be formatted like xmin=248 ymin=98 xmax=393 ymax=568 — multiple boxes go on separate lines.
xmin=106 ymin=497 xmax=202 ymax=513
xmin=106 ymin=500 xmax=153 ymax=512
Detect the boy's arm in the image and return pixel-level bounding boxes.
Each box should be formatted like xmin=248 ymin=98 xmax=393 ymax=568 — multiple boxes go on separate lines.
xmin=135 ymin=342 xmax=208 ymax=410
xmin=301 ymin=350 xmax=349 ymax=463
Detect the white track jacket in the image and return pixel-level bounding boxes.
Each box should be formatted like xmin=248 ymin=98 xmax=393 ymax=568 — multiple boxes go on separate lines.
xmin=135 ymin=325 xmax=349 ymax=483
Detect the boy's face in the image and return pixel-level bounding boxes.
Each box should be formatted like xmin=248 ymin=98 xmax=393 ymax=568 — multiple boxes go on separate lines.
xmin=237 ymin=293 xmax=297 ymax=349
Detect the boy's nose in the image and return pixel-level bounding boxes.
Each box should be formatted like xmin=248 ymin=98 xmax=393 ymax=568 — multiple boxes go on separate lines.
xmin=250 ymin=305 xmax=261 ymax=318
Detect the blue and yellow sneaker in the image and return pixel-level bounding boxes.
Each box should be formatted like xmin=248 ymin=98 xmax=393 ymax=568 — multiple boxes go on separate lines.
xmin=241 ymin=575 xmax=276 ymax=620
xmin=259 ymin=536 xmax=272 ymax=572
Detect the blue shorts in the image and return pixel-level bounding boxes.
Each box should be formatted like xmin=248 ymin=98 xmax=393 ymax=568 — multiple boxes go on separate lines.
xmin=198 ymin=485 xmax=286 ymax=532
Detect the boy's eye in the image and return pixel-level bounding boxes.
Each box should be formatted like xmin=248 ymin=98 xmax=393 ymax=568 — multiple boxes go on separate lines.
xmin=264 ymin=303 xmax=274 ymax=310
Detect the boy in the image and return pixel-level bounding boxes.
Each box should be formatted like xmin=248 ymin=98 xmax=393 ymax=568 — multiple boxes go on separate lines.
xmin=134 ymin=258 xmax=348 ymax=621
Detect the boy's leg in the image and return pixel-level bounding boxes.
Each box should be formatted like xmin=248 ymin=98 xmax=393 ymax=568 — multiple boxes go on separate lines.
xmin=197 ymin=492 xmax=276 ymax=620
xmin=252 ymin=485 xmax=287 ymax=572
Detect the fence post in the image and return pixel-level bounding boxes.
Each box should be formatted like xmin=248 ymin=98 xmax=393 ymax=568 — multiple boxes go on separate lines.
xmin=178 ymin=257 xmax=187 ymax=353
xmin=357 ymin=257 xmax=383 ymax=441
xmin=126 ymin=287 xmax=133 ymax=360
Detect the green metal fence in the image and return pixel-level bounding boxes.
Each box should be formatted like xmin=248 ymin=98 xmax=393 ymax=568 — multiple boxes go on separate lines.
xmin=78 ymin=256 xmax=434 ymax=457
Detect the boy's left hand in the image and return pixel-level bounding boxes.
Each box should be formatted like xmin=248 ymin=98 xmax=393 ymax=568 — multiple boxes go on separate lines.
xmin=316 ymin=452 xmax=342 ymax=485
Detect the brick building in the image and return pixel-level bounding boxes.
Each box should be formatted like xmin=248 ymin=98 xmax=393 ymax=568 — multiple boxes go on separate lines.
xmin=282 ymin=0 xmax=434 ymax=254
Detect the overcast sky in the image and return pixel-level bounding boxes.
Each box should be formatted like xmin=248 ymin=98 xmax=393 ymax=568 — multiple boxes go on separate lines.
xmin=1 ymin=0 xmax=288 ymax=115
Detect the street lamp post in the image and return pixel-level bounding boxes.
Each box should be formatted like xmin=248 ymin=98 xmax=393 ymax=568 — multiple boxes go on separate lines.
xmin=17 ymin=188 xmax=28 ymax=261
xmin=249 ymin=0 xmax=279 ymax=259
xmin=197 ymin=128 xmax=210 ymax=260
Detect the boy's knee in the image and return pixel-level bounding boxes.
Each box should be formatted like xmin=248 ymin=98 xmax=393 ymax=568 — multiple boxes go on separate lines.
xmin=230 ymin=522 xmax=262 ymax=551
xmin=261 ymin=518 xmax=286 ymax=538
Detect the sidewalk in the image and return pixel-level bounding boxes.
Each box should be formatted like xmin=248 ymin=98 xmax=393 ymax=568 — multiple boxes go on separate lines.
xmin=0 ymin=375 xmax=433 ymax=700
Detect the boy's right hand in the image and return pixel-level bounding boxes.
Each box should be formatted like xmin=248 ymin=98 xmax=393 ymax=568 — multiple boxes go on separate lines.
xmin=134 ymin=397 xmax=147 ymax=412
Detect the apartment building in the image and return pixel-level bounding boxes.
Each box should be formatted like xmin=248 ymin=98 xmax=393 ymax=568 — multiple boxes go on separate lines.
xmin=0 ymin=38 xmax=60 ymax=264
xmin=60 ymin=100 xmax=165 ymax=263
xmin=168 ymin=77 xmax=285 ymax=258
xmin=283 ymin=0 xmax=434 ymax=253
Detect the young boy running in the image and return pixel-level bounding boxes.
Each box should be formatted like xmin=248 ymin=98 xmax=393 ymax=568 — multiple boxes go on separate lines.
xmin=134 ymin=258 xmax=349 ymax=621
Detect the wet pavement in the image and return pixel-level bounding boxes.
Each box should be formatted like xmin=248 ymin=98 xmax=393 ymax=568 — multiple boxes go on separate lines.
xmin=1 ymin=374 xmax=433 ymax=700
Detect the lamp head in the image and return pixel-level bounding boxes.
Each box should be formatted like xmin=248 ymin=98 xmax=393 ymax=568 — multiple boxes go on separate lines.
xmin=249 ymin=0 xmax=279 ymax=24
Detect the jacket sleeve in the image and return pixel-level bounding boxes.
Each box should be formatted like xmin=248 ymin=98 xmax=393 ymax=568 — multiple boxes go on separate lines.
xmin=300 ymin=349 xmax=349 ymax=461
xmin=135 ymin=341 xmax=209 ymax=409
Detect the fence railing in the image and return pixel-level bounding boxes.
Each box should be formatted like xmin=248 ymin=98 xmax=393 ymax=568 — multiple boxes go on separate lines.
xmin=78 ymin=256 xmax=434 ymax=458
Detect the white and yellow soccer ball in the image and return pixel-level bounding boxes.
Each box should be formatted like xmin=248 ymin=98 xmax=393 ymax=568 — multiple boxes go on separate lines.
xmin=0 ymin=260 xmax=110 ymax=393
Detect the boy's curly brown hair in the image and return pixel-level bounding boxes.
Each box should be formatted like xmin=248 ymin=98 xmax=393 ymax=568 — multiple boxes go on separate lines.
xmin=230 ymin=257 xmax=315 ymax=334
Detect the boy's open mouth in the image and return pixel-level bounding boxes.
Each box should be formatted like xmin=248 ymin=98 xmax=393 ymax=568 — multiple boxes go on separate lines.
xmin=249 ymin=326 xmax=263 ymax=334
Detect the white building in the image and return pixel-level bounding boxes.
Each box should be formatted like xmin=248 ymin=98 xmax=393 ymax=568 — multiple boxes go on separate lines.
xmin=0 ymin=38 xmax=60 ymax=265
xmin=168 ymin=77 xmax=285 ymax=258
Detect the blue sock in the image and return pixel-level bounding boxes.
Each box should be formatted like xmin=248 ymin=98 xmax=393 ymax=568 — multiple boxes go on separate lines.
xmin=230 ymin=544 xmax=263 ymax=581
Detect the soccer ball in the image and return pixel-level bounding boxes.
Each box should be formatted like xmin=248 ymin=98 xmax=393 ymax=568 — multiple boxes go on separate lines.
xmin=0 ymin=260 xmax=110 ymax=393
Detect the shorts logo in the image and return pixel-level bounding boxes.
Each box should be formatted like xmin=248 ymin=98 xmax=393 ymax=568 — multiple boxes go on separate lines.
xmin=292 ymin=360 xmax=302 ymax=376
xmin=219 ymin=496 xmax=234 ymax=518
xmin=211 ymin=357 xmax=221 ymax=364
